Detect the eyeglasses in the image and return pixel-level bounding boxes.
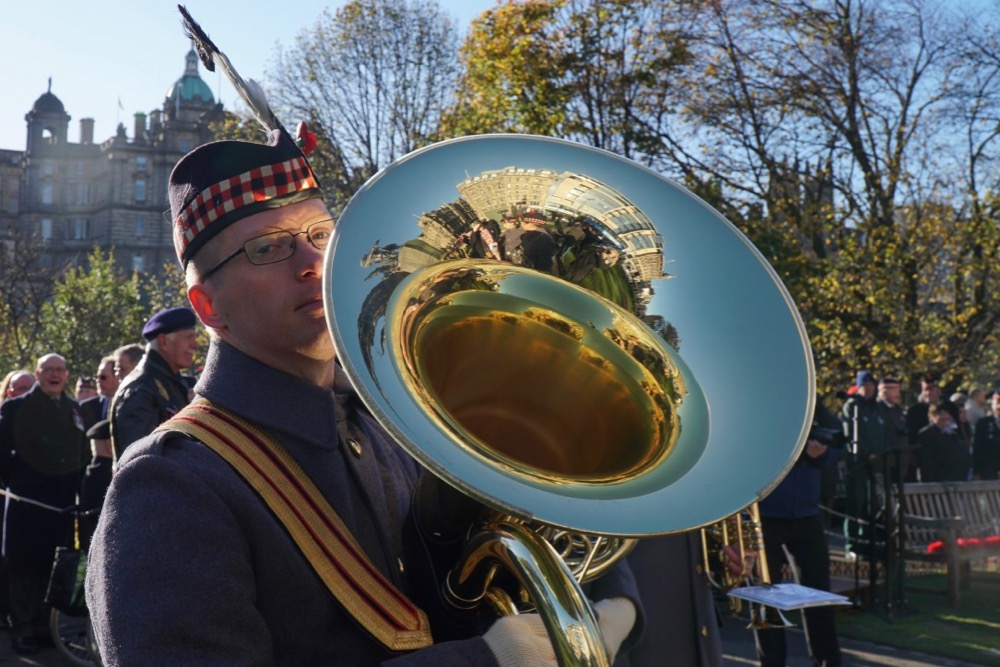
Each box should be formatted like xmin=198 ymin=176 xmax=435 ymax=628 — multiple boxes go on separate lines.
xmin=201 ymin=219 xmax=334 ymax=282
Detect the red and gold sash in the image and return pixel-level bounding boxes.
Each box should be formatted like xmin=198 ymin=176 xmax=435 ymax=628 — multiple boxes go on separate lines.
xmin=157 ymin=398 xmax=433 ymax=651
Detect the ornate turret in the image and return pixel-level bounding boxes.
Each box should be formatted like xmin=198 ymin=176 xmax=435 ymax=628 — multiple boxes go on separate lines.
xmin=25 ymin=78 xmax=70 ymax=153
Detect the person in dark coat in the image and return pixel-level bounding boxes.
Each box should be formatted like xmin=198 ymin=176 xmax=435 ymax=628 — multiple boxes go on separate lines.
xmin=972 ymin=391 xmax=1000 ymax=480
xmin=618 ymin=533 xmax=723 ymax=667
xmin=905 ymin=373 xmax=941 ymax=463
xmin=0 ymin=353 xmax=88 ymax=655
xmin=85 ymin=36 xmax=642 ymax=663
xmin=757 ymin=398 xmax=842 ymax=667
xmin=108 ymin=307 xmax=199 ymax=461
xmin=840 ymin=370 xmax=887 ymax=554
xmin=917 ymin=403 xmax=972 ymax=482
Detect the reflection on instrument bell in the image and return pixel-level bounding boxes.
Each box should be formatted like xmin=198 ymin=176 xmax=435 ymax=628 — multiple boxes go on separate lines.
xmin=324 ymin=135 xmax=815 ymax=666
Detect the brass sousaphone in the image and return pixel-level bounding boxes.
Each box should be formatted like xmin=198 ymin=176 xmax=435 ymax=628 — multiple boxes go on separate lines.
xmin=323 ymin=135 xmax=814 ymax=666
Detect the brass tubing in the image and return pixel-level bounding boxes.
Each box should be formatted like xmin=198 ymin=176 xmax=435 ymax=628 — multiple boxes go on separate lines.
xmin=446 ymin=519 xmax=610 ymax=667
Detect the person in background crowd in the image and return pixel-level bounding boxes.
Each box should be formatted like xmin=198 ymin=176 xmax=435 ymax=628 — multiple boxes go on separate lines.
xmin=972 ymin=391 xmax=1000 ymax=480
xmin=95 ymin=356 xmax=119 ymax=403
xmin=74 ymin=375 xmax=97 ymax=402
xmin=906 ymin=373 xmax=941 ymax=479
xmin=111 ymin=343 xmax=145 ymax=383
xmin=0 ymin=371 xmax=34 ymax=402
xmin=0 ymin=353 xmax=88 ymax=655
xmin=620 ymin=533 xmax=724 ymax=667
xmin=109 ymin=308 xmax=199 ymax=461
xmin=877 ymin=375 xmax=909 ymax=486
xmin=86 ymin=21 xmax=641 ymax=659
xmin=965 ymin=388 xmax=988 ymax=429
xmin=79 ymin=418 xmax=112 ymax=551
xmin=80 ymin=356 xmax=119 ymax=431
xmin=757 ymin=398 xmax=842 ymax=667
xmin=840 ymin=370 xmax=887 ymax=554
xmin=917 ymin=403 xmax=971 ymax=482
xmin=945 ymin=396 xmax=973 ymax=455
xmin=0 ymin=370 xmax=33 ymax=631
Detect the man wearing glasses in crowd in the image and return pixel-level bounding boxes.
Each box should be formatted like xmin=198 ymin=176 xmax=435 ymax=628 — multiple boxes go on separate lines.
xmin=0 ymin=354 xmax=89 ymax=654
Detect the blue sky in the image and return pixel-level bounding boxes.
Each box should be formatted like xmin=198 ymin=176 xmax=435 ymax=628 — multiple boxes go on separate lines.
xmin=1 ymin=0 xmax=499 ymax=151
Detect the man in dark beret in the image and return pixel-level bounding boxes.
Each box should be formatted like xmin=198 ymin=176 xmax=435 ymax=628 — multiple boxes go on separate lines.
xmin=85 ymin=22 xmax=640 ymax=665
xmin=108 ymin=306 xmax=199 ymax=460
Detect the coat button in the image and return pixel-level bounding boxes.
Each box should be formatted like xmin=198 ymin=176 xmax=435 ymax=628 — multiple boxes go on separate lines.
xmin=347 ymin=438 xmax=363 ymax=458
xmin=398 ymin=558 xmax=405 ymax=575
xmin=701 ymin=625 xmax=708 ymax=637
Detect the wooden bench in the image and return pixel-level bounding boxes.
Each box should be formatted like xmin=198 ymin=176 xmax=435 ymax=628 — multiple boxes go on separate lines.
xmin=900 ymin=480 xmax=1000 ymax=607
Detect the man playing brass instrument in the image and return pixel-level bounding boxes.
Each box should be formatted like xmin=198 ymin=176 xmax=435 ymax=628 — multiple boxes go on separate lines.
xmin=84 ymin=16 xmax=641 ymax=662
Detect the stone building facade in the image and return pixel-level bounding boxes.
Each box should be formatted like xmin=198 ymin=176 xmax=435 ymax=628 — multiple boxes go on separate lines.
xmin=4 ymin=50 xmax=222 ymax=273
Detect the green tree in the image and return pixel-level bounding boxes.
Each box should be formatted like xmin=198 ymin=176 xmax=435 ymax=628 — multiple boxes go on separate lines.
xmin=37 ymin=248 xmax=148 ymax=378
xmin=443 ymin=0 xmax=693 ymax=162
xmin=0 ymin=225 xmax=58 ymax=370
xmin=656 ymin=0 xmax=1000 ymax=395
xmin=269 ymin=0 xmax=460 ymax=205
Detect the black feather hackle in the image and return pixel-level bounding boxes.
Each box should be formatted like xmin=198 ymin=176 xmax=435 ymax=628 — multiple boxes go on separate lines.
xmin=178 ymin=5 xmax=218 ymax=73
xmin=175 ymin=4 xmax=282 ymax=133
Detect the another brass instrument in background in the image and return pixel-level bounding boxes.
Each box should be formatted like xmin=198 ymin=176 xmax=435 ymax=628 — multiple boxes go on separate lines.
xmin=700 ymin=502 xmax=792 ymax=628
xmin=324 ymin=135 xmax=814 ymax=666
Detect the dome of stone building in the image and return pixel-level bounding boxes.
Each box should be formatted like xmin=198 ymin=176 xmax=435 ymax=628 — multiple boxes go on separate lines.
xmin=165 ymin=49 xmax=215 ymax=105
xmin=32 ymin=90 xmax=65 ymax=114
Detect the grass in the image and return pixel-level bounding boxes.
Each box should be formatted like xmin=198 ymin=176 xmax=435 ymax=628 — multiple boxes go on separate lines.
xmin=832 ymin=571 xmax=1000 ymax=666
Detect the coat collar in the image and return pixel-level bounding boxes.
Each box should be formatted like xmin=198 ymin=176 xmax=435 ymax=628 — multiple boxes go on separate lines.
xmin=194 ymin=339 xmax=340 ymax=449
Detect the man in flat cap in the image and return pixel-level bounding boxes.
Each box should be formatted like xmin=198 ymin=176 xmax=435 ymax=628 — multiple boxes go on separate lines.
xmin=108 ymin=306 xmax=199 ymax=460
xmin=85 ymin=15 xmax=639 ymax=664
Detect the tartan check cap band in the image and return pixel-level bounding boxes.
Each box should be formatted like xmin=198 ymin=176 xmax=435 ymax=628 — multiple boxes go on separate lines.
xmin=169 ymin=129 xmax=322 ymax=267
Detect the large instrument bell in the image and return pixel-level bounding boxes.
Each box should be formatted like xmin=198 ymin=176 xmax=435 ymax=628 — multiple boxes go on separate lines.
xmin=322 ymin=134 xmax=814 ymax=665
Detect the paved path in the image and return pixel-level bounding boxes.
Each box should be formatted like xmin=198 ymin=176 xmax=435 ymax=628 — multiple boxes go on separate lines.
xmin=720 ymin=613 xmax=995 ymax=666
xmin=1 ymin=614 xmax=995 ymax=666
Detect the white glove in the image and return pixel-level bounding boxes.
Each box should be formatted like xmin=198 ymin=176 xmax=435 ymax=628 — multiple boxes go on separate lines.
xmin=483 ymin=613 xmax=557 ymax=667
xmin=594 ymin=597 xmax=636 ymax=662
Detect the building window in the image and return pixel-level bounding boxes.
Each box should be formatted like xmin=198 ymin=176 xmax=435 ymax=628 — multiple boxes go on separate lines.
xmin=43 ymin=164 xmax=54 ymax=176
xmin=41 ymin=183 xmax=53 ymax=205
xmin=132 ymin=254 xmax=145 ymax=273
xmin=179 ymin=138 xmax=191 ymax=153
xmin=75 ymin=183 xmax=92 ymax=205
xmin=41 ymin=218 xmax=53 ymax=239
xmin=135 ymin=179 xmax=146 ymax=202
xmin=72 ymin=218 xmax=89 ymax=240
xmin=134 ymin=215 xmax=144 ymax=237
xmin=136 ymin=156 xmax=147 ymax=172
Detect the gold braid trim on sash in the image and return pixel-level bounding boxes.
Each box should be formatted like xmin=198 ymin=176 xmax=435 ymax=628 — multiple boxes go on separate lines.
xmin=156 ymin=398 xmax=433 ymax=652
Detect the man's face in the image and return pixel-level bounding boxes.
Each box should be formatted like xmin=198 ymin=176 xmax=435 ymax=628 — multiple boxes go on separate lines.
xmin=923 ymin=381 xmax=940 ymax=402
xmin=115 ymin=352 xmax=137 ymax=381
xmin=35 ymin=355 xmax=69 ymax=398
xmin=879 ymin=383 xmax=901 ymax=405
xmin=158 ymin=329 xmax=199 ymax=373
xmin=992 ymin=393 xmax=1000 ymax=417
xmin=191 ymin=199 xmax=335 ymax=374
xmin=75 ymin=378 xmax=97 ymax=401
xmin=931 ymin=409 xmax=953 ymax=430
xmin=96 ymin=361 xmax=118 ymax=397
xmin=858 ymin=379 xmax=876 ymax=399
xmin=7 ymin=372 xmax=34 ymax=398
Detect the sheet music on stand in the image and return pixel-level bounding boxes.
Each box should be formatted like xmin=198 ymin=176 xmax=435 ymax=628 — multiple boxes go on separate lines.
xmin=727 ymin=583 xmax=851 ymax=611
